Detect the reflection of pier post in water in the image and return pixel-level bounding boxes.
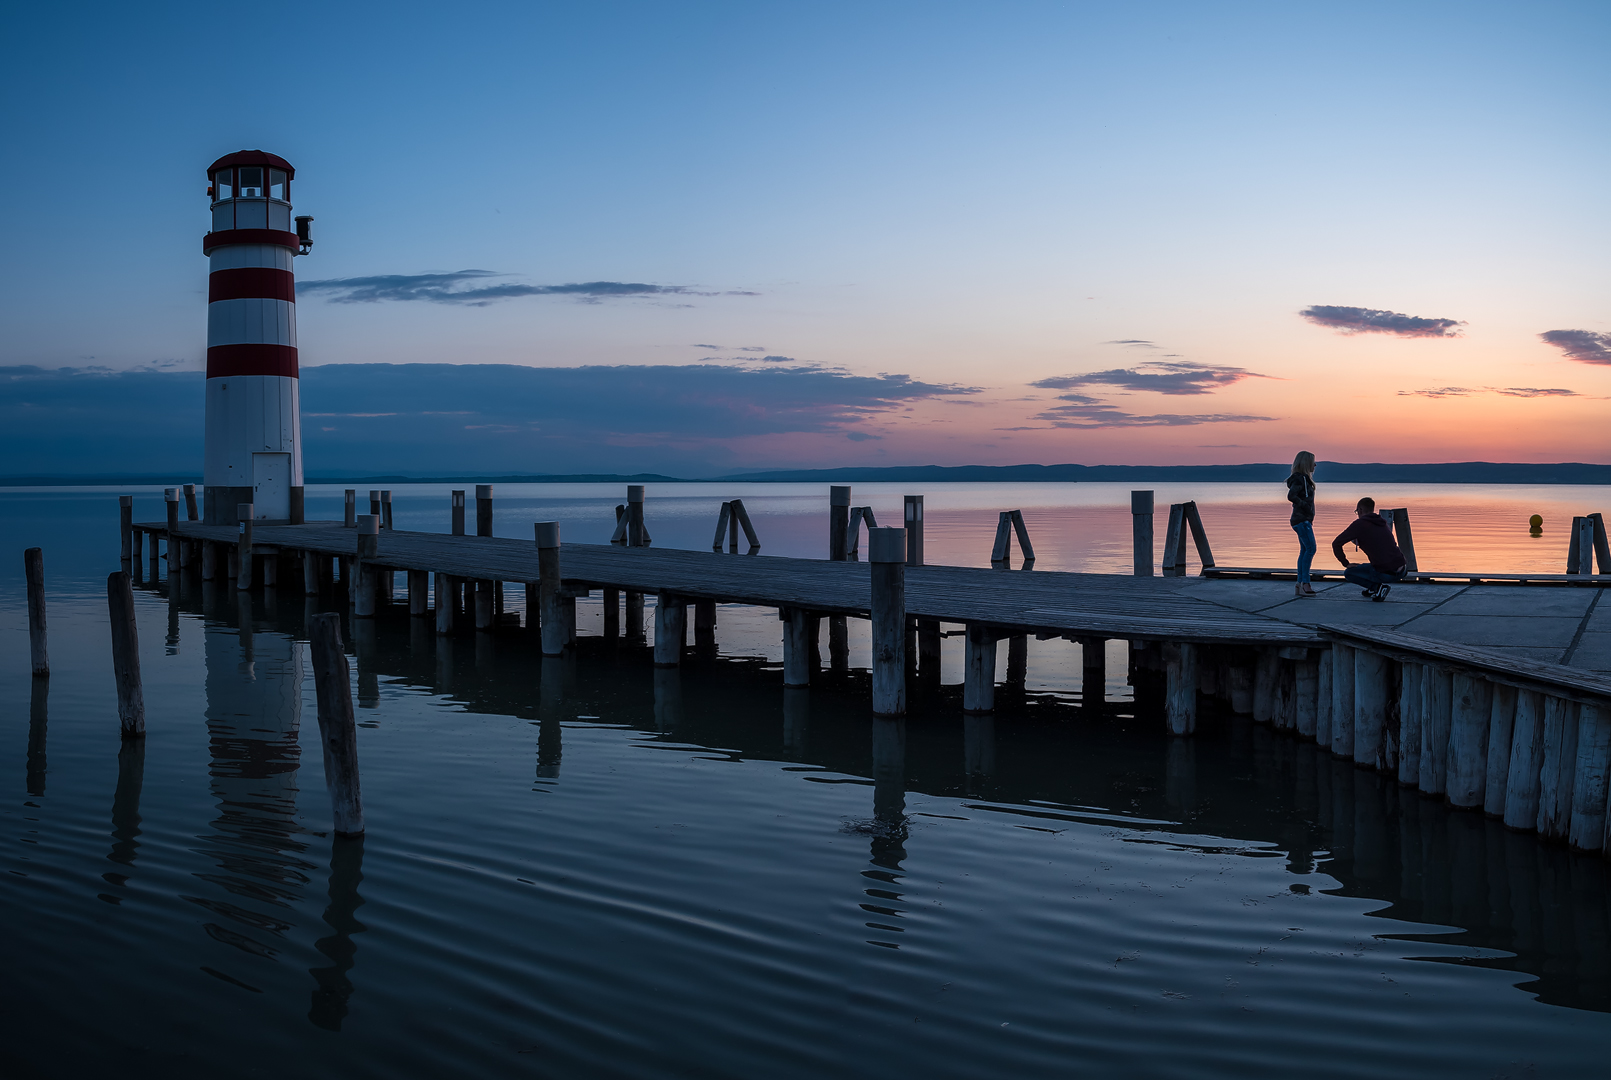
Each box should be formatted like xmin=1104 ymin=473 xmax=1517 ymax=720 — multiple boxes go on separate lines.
xmin=308 ymin=836 xmax=367 ymax=1031
xmin=783 ymin=688 xmax=809 ymax=757
xmin=964 ymin=714 xmax=995 ymax=792
xmin=870 ymin=718 xmax=907 ymax=870
xmin=101 ymin=739 xmax=146 ymax=901
xmin=653 ymin=668 xmax=682 ymax=732
xmin=198 ymin=600 xmax=315 ymax=982
xmin=27 ymin=676 xmax=48 ymax=796
xmin=537 ymin=656 xmax=566 ymax=780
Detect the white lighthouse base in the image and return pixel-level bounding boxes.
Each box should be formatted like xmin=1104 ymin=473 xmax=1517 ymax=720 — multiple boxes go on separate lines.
xmin=203 ymin=375 xmax=305 ymax=525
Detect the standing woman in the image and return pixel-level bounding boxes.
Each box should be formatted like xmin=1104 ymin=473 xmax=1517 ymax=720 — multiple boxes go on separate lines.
xmin=1288 ymin=451 xmax=1317 ymax=596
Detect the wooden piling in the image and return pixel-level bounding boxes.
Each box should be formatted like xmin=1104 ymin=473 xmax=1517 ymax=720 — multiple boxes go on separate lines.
xmin=730 ymin=499 xmax=758 ymax=550
xmin=377 ymin=489 xmax=391 ymax=530
xmin=1398 ymin=662 xmax=1423 ymax=786
xmin=1165 ymin=641 xmax=1198 ymax=735
xmin=473 ymin=580 xmax=494 ymax=630
xmin=262 ymin=553 xmax=279 ymax=589
xmin=407 ymin=570 xmax=428 ymax=616
xmin=24 ymin=548 xmax=49 ymax=676
xmin=300 ymin=550 xmax=318 ymax=595
xmin=106 ymin=571 xmax=144 ymax=737
xmin=119 ymin=496 xmax=133 ymax=566
xmin=869 ymin=527 xmax=907 ymax=717
xmin=1160 ymin=504 xmax=1189 ymax=577
xmin=536 ymin=522 xmax=567 ymax=657
xmin=626 ymin=591 xmax=645 ymax=642
xmin=1503 ymin=690 xmax=1546 ymax=830
xmin=627 ymin=485 xmax=646 ymax=547
xmin=1011 ymin=510 xmax=1035 ymax=562
xmin=655 ymin=594 xmax=687 ymax=668
xmin=236 ymin=505 xmax=254 ymax=590
xmin=727 ymin=502 xmax=741 ymax=552
xmin=184 ymin=483 xmax=199 ymax=521
xmin=1330 ymin=643 xmax=1355 ymax=757
xmin=1354 ymin=650 xmax=1390 ymax=769
xmin=1182 ymin=502 xmax=1214 ymax=570
xmin=603 ymin=587 xmax=621 ymax=640
xmin=712 ymin=502 xmax=732 ymax=551
xmin=830 ymin=486 xmax=850 ymax=560
xmin=1082 ymin=639 xmax=1107 ymax=709
xmin=1131 ymin=491 xmax=1154 ymax=576
xmin=344 ymin=489 xmax=356 ymax=528
xmin=475 ymin=485 xmax=493 ymax=537
xmin=1271 ymin=658 xmax=1295 ymax=731
xmin=1316 ymin=649 xmax=1333 ymax=746
xmin=1446 ymin=673 xmax=1493 ymax=807
xmin=1227 ymin=663 xmax=1253 ymax=715
xmin=783 ymin=608 xmax=813 ymax=686
xmin=307 ymin=612 xmax=365 ymax=837
xmin=368 ymin=490 xmax=382 ymax=521
xmin=352 ymin=515 xmax=378 ymax=618
xmin=435 ymin=573 xmax=454 ymax=635
xmin=165 ymin=489 xmax=181 ymax=576
xmin=1388 ymin=507 xmax=1418 ymax=571
xmin=1591 ymin=512 xmax=1611 ymax=574
xmin=904 ymin=496 xmax=925 ymax=566
xmin=695 ymin=598 xmax=717 ymax=652
xmin=451 ymin=490 xmax=465 ymax=535
xmin=1568 ymin=704 xmax=1609 ymax=852
xmin=963 ymin=623 xmax=997 ymax=714
xmin=1537 ymin=696 xmax=1579 ymax=841
xmin=1295 ymin=657 xmax=1319 ymax=738
xmin=1420 ymin=666 xmax=1452 ymax=795
xmin=1483 ymin=684 xmax=1518 ymax=816
xmin=1254 ymin=648 xmax=1278 ymax=724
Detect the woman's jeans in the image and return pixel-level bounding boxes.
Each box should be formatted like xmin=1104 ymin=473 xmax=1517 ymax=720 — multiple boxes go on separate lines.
xmin=1292 ymin=520 xmax=1316 ymax=584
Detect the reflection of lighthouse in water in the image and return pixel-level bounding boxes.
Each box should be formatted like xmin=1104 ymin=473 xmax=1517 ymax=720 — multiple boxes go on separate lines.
xmin=196 ymin=606 xmax=312 ymax=976
xmin=202 ymin=150 xmax=313 ymax=526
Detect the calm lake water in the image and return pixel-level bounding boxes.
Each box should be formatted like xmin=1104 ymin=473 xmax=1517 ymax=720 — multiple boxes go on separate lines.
xmin=5 ymin=483 xmax=1611 ymax=1078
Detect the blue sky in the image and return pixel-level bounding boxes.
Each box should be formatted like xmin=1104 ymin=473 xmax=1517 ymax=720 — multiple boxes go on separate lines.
xmin=4 ymin=1 xmax=1609 ymax=474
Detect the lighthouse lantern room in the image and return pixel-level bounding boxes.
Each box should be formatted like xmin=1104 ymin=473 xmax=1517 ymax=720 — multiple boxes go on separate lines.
xmin=202 ymin=149 xmax=313 ymax=526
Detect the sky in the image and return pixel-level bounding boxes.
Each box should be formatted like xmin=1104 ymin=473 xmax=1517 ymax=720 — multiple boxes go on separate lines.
xmin=3 ymin=0 xmax=1609 ymax=476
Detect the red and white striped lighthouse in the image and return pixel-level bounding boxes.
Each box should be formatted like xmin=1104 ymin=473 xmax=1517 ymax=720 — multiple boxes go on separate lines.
xmin=202 ymin=150 xmax=313 ymax=525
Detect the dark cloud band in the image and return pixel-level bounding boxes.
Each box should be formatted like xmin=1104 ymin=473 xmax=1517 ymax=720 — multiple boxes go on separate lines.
xmin=1300 ymin=305 xmax=1464 ymax=338
xmin=299 ymin=271 xmax=758 ymax=306
xmin=1540 ymin=329 xmax=1611 ymax=365
xmin=1033 ymin=360 xmax=1266 ymax=396
xmin=1034 ymin=393 xmax=1273 ymax=428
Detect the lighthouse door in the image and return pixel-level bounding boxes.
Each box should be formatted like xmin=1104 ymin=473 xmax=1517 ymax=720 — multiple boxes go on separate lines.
xmin=252 ymin=453 xmax=292 ymax=521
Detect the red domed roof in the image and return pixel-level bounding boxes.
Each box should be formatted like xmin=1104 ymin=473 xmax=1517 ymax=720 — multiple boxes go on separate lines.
xmin=207 ymin=150 xmax=295 ymax=178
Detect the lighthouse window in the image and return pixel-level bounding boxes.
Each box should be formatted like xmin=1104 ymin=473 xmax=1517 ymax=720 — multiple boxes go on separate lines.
xmin=269 ymin=169 xmax=287 ymax=201
xmin=238 ymin=167 xmax=264 ymax=197
xmin=214 ymin=169 xmax=234 ymax=199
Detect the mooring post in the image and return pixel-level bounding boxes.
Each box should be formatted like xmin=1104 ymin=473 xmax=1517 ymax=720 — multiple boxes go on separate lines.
xmin=1446 ymin=673 xmax=1494 ymax=808
xmin=1330 ymin=643 xmax=1355 ymax=757
xmin=535 ymin=522 xmax=568 ymax=657
xmin=1131 ymin=491 xmax=1154 ymax=576
xmin=353 ymin=515 xmax=378 ymax=618
xmin=165 ymin=488 xmax=181 ymax=577
xmin=307 ymin=612 xmax=365 ymax=837
xmin=1570 ymin=704 xmax=1610 ymax=852
xmin=829 ymin=487 xmax=851 ymax=667
xmin=184 ymin=483 xmax=199 ymax=521
xmin=783 ymin=608 xmax=813 ymax=687
xmin=1354 ymin=649 xmax=1391 ymax=770
xmin=1388 ymin=507 xmax=1418 ymax=572
xmin=1482 ymin=684 xmax=1518 ymax=816
xmin=1420 ymin=666 xmax=1453 ymax=795
xmin=1503 ymin=690 xmax=1546 ymax=829
xmin=25 ymin=548 xmax=49 ymax=676
xmin=368 ymin=490 xmax=381 ymax=521
xmin=904 ymin=495 xmax=924 ymax=566
xmin=1160 ymin=504 xmax=1188 ymax=577
xmin=869 ymin=527 xmax=907 ymax=717
xmin=728 ymin=502 xmax=741 ymax=552
xmin=378 ymin=489 xmax=391 ymax=530
xmin=106 ymin=571 xmax=144 ymax=737
xmin=1592 ymin=512 xmax=1611 ymax=574
xmin=451 ymin=490 xmax=466 ymax=535
xmin=475 ymin=485 xmax=493 ymax=537
xmin=119 ymin=495 xmax=134 ymax=568
xmin=627 ymin=485 xmax=646 ymax=547
xmin=435 ymin=573 xmax=454 ymax=635
xmin=1165 ymin=641 xmax=1198 ymax=735
xmin=963 ymin=623 xmax=997 ymax=714
xmin=236 ymin=504 xmax=255 ymax=591
xmin=655 ymin=594 xmax=687 ymax=668
xmin=1398 ymin=663 xmax=1423 ymax=785
xmin=344 ymin=489 xmax=356 ymax=528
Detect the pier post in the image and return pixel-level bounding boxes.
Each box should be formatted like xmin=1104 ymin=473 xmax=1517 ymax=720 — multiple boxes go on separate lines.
xmin=1483 ymin=685 xmax=1518 ymax=816
xmin=830 ymin=486 xmax=851 ymax=674
xmin=451 ymin=490 xmax=465 ymax=535
xmin=694 ymin=599 xmax=717 ymax=657
xmin=1131 ymin=491 xmax=1154 ymax=576
xmin=1254 ymin=648 xmax=1278 ymax=724
xmin=308 ymin=613 xmax=365 ymax=837
xmin=963 ymin=623 xmax=997 ymax=714
xmin=1295 ymin=657 xmax=1319 ymax=738
xmin=1568 ymin=704 xmax=1609 ymax=851
xmin=25 ymin=548 xmax=49 ymax=676
xmin=262 ymin=552 xmax=278 ymax=589
xmin=303 ymin=551 xmax=320 ymax=596
xmin=353 ymin=515 xmax=378 ymax=618
xmin=344 ymin=489 xmax=356 ymax=528
xmin=475 ymin=580 xmax=494 ymax=630
xmin=1330 ymin=644 xmax=1355 ymax=757
xmin=1082 ymin=639 xmax=1106 ymax=710
xmin=236 ymin=505 xmax=254 ymax=590
xmin=1446 ymin=673 xmax=1492 ymax=806
xmin=656 ymin=594 xmax=687 ymax=668
xmin=869 ymin=528 xmax=907 ymax=717
xmin=603 ymin=588 xmax=620 ymax=641
xmin=782 ymin=608 xmax=813 ymax=686
xmin=1420 ymin=666 xmax=1452 ymax=795
xmin=1354 ymin=649 xmax=1391 ymax=769
xmin=202 ymin=541 xmax=216 ymax=581
xmin=476 ymin=485 xmax=493 ymax=537
xmin=119 ymin=496 xmax=133 ymax=568
xmin=1006 ymin=634 xmax=1028 ymax=694
xmin=165 ymin=488 xmax=181 ymax=577
xmin=1227 ymin=662 xmax=1253 ymax=715
xmin=106 ymin=571 xmax=144 ymax=737
xmin=184 ymin=483 xmax=198 ymax=521
xmin=435 ymin=574 xmax=454 ymax=635
xmin=369 ymin=490 xmax=381 ymax=520
xmin=380 ymin=489 xmax=393 ymax=530
xmin=1536 ymin=697 xmax=1579 ymax=841
xmin=536 ymin=522 xmax=568 ymax=657
xmin=1398 ymin=663 xmax=1423 ymax=786
xmin=1503 ymin=690 xmax=1545 ymax=829
xmin=408 ymin=570 xmax=429 ymax=616
xmin=919 ymin=621 xmax=944 ymax=682
xmin=1316 ymin=648 xmax=1333 ymax=745
xmin=829 ymin=614 xmax=849 ymax=672
xmin=626 ymin=591 xmax=645 ymax=642
xmin=1165 ymin=641 xmax=1198 ymax=735
xmin=904 ymin=496 xmax=924 ymax=566
xmin=627 ymin=485 xmax=646 ymax=547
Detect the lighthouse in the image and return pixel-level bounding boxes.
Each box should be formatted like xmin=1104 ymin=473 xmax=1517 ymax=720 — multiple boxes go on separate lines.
xmin=202 ymin=150 xmax=313 ymax=526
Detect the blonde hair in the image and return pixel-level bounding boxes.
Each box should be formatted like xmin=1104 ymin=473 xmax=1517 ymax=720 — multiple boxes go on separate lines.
xmin=1291 ymin=451 xmax=1315 ymax=476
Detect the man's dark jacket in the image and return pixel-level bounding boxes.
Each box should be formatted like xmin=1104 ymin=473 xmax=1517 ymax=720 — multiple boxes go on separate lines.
xmin=1332 ymin=513 xmax=1405 ymax=571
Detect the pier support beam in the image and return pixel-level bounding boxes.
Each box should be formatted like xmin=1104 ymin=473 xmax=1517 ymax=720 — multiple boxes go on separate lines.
xmin=919 ymin=620 xmax=943 ymax=682
xmin=1165 ymin=641 xmax=1198 ymax=736
xmin=536 ymin=523 xmax=567 ymax=657
xmin=1316 ymin=648 xmax=1333 ymax=747
xmin=237 ymin=505 xmax=255 ymax=592
xmin=1254 ymin=648 xmax=1278 ymax=724
xmin=828 ymin=616 xmax=849 ymax=672
xmin=1295 ymin=657 xmax=1319 ymax=738
xmin=963 ymin=623 xmax=997 ymax=714
xmin=107 ymin=571 xmax=144 ymax=738
xmin=656 ymin=595 xmax=687 ymax=668
xmin=626 ymin=592 xmax=645 ymax=643
xmin=1537 ymin=696 xmax=1579 ymax=841
xmin=869 ymin=528 xmax=907 ymax=718
xmin=695 ymin=599 xmax=717 ymax=656
xmin=1420 ymin=666 xmax=1453 ymax=795
xmin=783 ymin=608 xmax=813 ymax=686
xmin=165 ymin=489 xmax=180 ymax=578
xmin=352 ymin=515 xmax=377 ymax=618
xmin=435 ymin=573 xmax=454 ymax=635
xmin=1503 ymin=690 xmax=1546 ymax=829
xmin=1354 ymin=649 xmax=1391 ymax=770
xmin=1483 ymin=685 xmax=1518 ymax=816
xmin=604 ymin=587 xmax=620 ymax=641
xmin=1082 ymin=638 xmax=1106 ymax=709
xmin=1446 ymin=673 xmax=1493 ymax=807
xmin=1330 ymin=643 xmax=1355 ymax=758
xmin=408 ymin=570 xmax=429 ymax=616
xmin=1131 ymin=490 xmax=1154 ymax=576
xmin=1569 ymin=704 xmax=1609 ymax=852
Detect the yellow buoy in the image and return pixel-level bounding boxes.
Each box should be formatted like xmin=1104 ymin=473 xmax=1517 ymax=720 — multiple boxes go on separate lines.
xmin=1530 ymin=514 xmax=1543 ymax=528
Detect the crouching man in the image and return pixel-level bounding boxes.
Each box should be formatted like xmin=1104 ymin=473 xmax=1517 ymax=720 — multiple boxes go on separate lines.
xmin=1332 ymin=497 xmax=1406 ymax=601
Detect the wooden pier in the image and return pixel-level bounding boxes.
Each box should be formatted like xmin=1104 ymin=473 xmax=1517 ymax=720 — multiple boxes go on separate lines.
xmin=123 ymin=489 xmax=1611 ymax=858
